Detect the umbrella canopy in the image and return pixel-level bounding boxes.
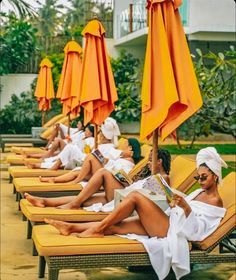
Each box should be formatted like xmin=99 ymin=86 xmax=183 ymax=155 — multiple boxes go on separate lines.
xmin=80 ymin=19 xmax=118 ymax=126
xmin=56 ymin=40 xmax=83 ymax=117
xmin=140 ymin=0 xmax=203 ymax=141
xmin=34 ymin=58 xmax=55 ymax=112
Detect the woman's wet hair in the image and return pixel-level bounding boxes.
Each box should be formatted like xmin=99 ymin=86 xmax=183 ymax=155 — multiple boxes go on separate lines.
xmin=199 ymin=163 xmax=219 ymax=184
xmin=157 ymin=149 xmax=171 ymax=175
xmin=128 ymin=138 xmax=142 ymax=164
xmin=86 ymin=125 xmax=95 ymax=137
xmin=71 ymin=117 xmax=84 ymax=129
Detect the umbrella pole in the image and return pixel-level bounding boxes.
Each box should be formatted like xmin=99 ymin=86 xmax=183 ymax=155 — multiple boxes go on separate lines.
xmin=41 ymin=111 xmax=45 ymax=127
xmin=94 ymin=124 xmax=98 ymax=149
xmin=152 ymin=128 xmax=159 ymax=175
xmin=67 ymin=114 xmax=71 ymax=136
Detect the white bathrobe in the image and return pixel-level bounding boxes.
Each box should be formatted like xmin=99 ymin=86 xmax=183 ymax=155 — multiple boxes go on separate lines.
xmin=59 ymin=137 xmax=95 ymax=169
xmin=118 ymin=188 xmax=226 ymax=280
xmin=40 ymin=137 xmax=94 ymax=169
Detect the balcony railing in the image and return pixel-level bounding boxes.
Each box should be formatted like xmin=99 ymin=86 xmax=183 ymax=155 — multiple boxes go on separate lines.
xmin=117 ymin=0 xmax=189 ymax=38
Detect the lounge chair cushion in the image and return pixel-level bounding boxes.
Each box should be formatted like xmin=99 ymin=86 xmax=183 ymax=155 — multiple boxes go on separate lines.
xmin=33 ymin=225 xmax=145 ymax=256
xmin=20 ymin=199 xmax=108 ymax=222
xmin=8 ymin=166 xmax=69 ymax=178
xmin=14 ymin=177 xmax=83 ymax=192
xmin=6 ymin=155 xmax=42 ymax=165
xmin=11 ymin=146 xmax=47 ymax=154
xmin=32 ymin=225 xmax=191 ymax=257
xmin=43 ymin=114 xmax=64 ymax=128
xmin=170 ymin=156 xmax=197 ymax=192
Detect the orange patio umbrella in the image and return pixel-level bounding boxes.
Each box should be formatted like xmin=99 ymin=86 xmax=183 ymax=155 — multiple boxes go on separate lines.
xmin=56 ymin=40 xmax=83 ymax=125
xmin=79 ymin=19 xmax=118 ymax=147
xmin=80 ymin=19 xmax=118 ymax=125
xmin=140 ymin=0 xmax=203 ymax=173
xmin=34 ymin=57 xmax=55 ymax=126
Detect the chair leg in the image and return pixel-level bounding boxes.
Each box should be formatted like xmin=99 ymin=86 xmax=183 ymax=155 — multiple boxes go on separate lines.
xmin=32 ymin=241 xmax=38 ymax=256
xmin=48 ymin=269 xmax=59 ymax=280
xmin=38 ymin=256 xmax=46 ymax=278
xmin=10 ymin=175 xmax=13 ymax=184
xmin=27 ymin=220 xmax=32 ymax=239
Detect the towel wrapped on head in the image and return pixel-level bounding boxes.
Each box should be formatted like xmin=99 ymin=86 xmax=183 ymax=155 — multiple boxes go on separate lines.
xmin=196 ymin=147 xmax=227 ymax=185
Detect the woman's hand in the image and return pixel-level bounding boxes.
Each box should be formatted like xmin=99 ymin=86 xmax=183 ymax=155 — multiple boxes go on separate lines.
xmin=171 ymin=194 xmax=192 ymax=217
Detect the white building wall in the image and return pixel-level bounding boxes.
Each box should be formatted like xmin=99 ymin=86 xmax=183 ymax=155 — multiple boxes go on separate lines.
xmin=188 ymin=0 xmax=235 ymax=34
xmin=0 ymin=74 xmax=37 ymax=109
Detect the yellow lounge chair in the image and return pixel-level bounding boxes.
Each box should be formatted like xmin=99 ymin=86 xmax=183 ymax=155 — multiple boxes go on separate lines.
xmin=8 ymin=166 xmax=69 ymax=183
xmin=6 ymin=154 xmax=42 ymax=166
xmin=32 ymin=172 xmax=236 ymax=280
xmin=11 ymin=146 xmax=48 ymax=154
xmin=20 ymin=155 xmax=197 ymax=240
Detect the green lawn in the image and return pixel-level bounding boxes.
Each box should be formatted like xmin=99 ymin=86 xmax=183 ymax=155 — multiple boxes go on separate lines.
xmin=159 ymin=144 xmax=236 ymax=155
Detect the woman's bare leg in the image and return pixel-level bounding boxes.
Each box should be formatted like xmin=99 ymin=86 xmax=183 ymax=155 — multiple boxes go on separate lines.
xmin=72 ymin=154 xmax=103 ymax=184
xmin=57 ymin=168 xmax=120 ymax=209
xmin=24 ymin=193 xmax=77 ymax=208
xmin=50 ymin=159 xmax=63 ymax=170
xmin=45 ymin=128 xmax=60 ymax=149
xmin=40 ymin=139 xmax=66 ymax=159
xmin=44 ymin=219 xmax=100 ymax=236
xmin=39 ymin=171 xmax=80 ymax=183
xmin=78 ymin=191 xmax=169 ymax=238
xmin=23 ymin=160 xmax=42 ymax=169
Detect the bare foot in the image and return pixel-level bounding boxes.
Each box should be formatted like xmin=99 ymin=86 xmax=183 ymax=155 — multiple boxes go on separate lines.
xmin=24 ymin=193 xmax=45 ymax=207
xmin=39 ymin=176 xmax=55 ymax=183
xmin=44 ymin=219 xmax=73 ymax=236
xmin=77 ymin=226 xmax=104 ymax=238
xmin=56 ymin=202 xmax=79 ymax=210
xmin=40 ymin=147 xmax=48 ymax=150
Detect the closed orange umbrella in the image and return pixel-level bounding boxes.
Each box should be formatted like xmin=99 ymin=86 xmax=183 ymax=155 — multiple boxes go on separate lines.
xmin=80 ymin=19 xmax=118 ymax=126
xmin=140 ymin=0 xmax=203 ymax=173
xmin=34 ymin=58 xmax=55 ymax=126
xmin=56 ymin=40 xmax=83 ymax=117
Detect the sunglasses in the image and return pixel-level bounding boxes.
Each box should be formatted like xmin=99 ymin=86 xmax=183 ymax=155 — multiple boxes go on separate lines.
xmin=194 ymin=175 xmax=208 ymax=182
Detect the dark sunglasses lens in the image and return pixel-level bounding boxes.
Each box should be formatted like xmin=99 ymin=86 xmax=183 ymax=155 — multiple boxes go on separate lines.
xmin=194 ymin=175 xmax=208 ymax=182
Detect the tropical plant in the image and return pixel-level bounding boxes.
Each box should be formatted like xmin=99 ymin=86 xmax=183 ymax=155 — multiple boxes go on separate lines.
xmin=111 ymin=50 xmax=142 ymax=122
xmin=0 ymin=15 xmax=38 ymax=75
xmin=34 ymin=0 xmax=64 ymax=37
xmin=1 ymin=0 xmax=37 ymax=18
xmin=63 ymin=0 xmax=85 ymax=38
xmin=0 ymin=82 xmax=62 ymax=134
xmin=177 ymin=46 xmax=236 ymax=148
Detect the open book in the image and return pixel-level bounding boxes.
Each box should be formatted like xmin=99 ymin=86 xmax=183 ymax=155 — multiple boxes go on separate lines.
xmin=91 ymin=149 xmax=105 ymax=164
xmin=111 ymin=169 xmax=133 ymax=187
xmin=143 ymin=174 xmax=186 ymax=201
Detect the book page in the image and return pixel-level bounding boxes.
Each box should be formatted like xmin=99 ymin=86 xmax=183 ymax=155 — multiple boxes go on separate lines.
xmin=143 ymin=174 xmax=186 ymax=201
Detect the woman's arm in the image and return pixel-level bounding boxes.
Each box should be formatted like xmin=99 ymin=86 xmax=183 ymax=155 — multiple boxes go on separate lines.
xmin=172 ymin=194 xmax=192 ymax=217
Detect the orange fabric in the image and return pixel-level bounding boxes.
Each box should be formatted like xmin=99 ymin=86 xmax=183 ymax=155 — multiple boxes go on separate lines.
xmin=80 ymin=19 xmax=118 ymax=125
xmin=34 ymin=58 xmax=55 ymax=111
xmin=56 ymin=41 xmax=83 ymax=116
xmin=140 ymin=0 xmax=202 ymax=140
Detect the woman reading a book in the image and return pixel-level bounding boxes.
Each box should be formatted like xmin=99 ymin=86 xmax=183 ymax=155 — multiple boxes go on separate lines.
xmin=24 ymin=148 xmax=170 ymax=210
xmin=25 ymin=118 xmax=120 ymax=171
xmin=44 ymin=147 xmax=227 ymax=280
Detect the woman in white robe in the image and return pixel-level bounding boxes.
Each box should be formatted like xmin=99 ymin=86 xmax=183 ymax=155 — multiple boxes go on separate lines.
xmin=22 ymin=120 xmax=85 ymax=159
xmin=24 ymin=138 xmax=143 ymax=209
xmin=43 ymin=147 xmax=227 ymax=280
xmin=40 ymin=125 xmax=95 ymax=170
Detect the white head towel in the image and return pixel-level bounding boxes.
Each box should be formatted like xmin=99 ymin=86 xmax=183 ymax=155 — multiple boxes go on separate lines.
xmin=196 ymin=147 xmax=228 ymax=185
xmin=101 ymin=117 xmax=121 ymax=147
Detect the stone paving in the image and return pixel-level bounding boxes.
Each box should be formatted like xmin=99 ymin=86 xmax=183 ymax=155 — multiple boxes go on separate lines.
xmin=1 ymin=151 xmax=235 ymax=280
